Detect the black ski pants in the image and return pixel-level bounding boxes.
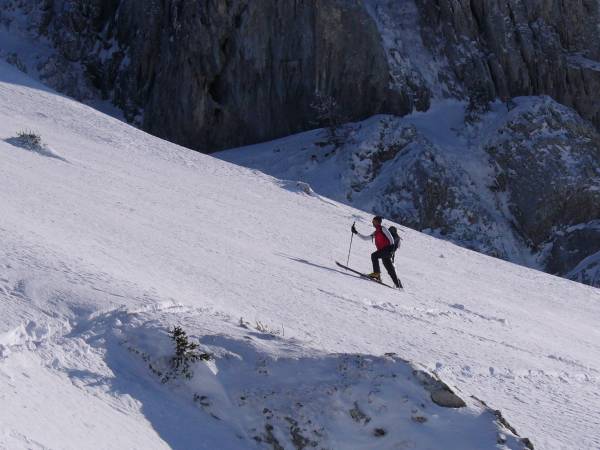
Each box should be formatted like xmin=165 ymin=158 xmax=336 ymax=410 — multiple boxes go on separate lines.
xmin=371 ymin=245 xmax=400 ymax=287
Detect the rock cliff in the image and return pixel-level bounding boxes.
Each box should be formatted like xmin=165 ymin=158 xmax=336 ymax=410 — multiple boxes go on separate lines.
xmin=3 ymin=1 xmax=600 ymax=148
xmin=416 ymin=0 xmax=600 ymax=128
xmin=3 ymin=0 xmax=408 ymax=151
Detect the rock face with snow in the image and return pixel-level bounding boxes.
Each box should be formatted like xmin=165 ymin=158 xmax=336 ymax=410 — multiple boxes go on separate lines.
xmin=2 ymin=0 xmax=407 ymax=151
xmin=343 ymin=118 xmax=505 ymax=258
xmin=547 ymin=221 xmax=600 ymax=286
xmin=415 ymin=0 xmax=600 ymax=127
xmin=484 ymin=98 xmax=600 ymax=265
xmin=7 ymin=0 xmax=600 ymax=148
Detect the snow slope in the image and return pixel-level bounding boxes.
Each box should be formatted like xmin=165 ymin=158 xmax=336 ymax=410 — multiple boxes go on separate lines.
xmin=218 ymin=98 xmax=600 ymax=285
xmin=218 ymin=102 xmax=525 ymax=262
xmin=0 ymin=61 xmax=599 ymax=449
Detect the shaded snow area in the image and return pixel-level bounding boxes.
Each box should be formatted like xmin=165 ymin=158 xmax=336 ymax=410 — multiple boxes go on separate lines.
xmin=0 ymin=304 xmax=526 ymax=450
xmin=1 ymin=61 xmax=599 ymax=449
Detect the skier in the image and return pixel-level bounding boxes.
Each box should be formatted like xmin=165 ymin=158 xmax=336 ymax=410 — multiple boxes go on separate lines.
xmin=351 ymin=216 xmax=401 ymax=288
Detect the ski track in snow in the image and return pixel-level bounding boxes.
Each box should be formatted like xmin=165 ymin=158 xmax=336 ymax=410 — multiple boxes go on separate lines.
xmin=0 ymin=61 xmax=599 ymax=449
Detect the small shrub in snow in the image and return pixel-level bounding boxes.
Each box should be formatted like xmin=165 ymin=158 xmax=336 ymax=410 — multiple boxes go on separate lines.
xmin=16 ymin=129 xmax=43 ymax=149
xmin=310 ymin=92 xmax=347 ymax=147
xmin=7 ymin=129 xmax=67 ymax=162
xmin=411 ymin=415 xmax=428 ymax=423
xmin=160 ymin=326 xmax=212 ymax=383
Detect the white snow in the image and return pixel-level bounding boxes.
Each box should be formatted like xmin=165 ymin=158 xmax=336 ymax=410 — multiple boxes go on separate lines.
xmin=1 ymin=60 xmax=600 ymax=449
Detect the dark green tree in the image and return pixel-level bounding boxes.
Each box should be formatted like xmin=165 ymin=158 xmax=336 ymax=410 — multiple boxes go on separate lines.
xmin=161 ymin=326 xmax=211 ymax=383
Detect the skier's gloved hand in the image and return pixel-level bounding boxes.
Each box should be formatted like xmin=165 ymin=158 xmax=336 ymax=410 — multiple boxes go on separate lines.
xmin=351 ymin=224 xmax=357 ymax=234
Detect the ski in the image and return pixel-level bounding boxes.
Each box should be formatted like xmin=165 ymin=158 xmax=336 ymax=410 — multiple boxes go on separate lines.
xmin=335 ymin=261 xmax=401 ymax=290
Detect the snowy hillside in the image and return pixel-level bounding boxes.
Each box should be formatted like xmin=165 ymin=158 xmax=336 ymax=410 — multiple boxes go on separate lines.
xmin=1 ymin=61 xmax=599 ymax=449
xmin=219 ymin=98 xmax=600 ymax=287
xmin=3 ymin=0 xmax=600 ymax=290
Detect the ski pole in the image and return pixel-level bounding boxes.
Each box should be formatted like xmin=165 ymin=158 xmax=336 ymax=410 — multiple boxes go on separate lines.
xmin=346 ymin=221 xmax=355 ymax=266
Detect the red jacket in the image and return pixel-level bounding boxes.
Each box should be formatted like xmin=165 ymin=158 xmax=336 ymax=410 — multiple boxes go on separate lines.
xmin=374 ymin=225 xmax=391 ymax=250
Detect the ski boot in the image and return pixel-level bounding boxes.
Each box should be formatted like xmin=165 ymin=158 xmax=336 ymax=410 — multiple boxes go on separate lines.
xmin=367 ymin=272 xmax=381 ymax=282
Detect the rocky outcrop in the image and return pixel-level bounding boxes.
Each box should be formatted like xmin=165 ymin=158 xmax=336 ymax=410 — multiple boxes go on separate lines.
xmin=344 ymin=119 xmax=507 ymax=258
xmin=416 ymin=0 xmax=600 ymax=127
xmin=485 ymin=98 xmax=600 ymax=249
xmin=482 ymin=97 xmax=600 ymax=283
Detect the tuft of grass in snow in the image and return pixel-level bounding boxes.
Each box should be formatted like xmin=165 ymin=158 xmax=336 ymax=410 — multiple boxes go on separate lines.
xmin=16 ymin=129 xmax=43 ymax=148
xmin=254 ymin=320 xmax=283 ymax=336
xmin=5 ymin=128 xmax=68 ymax=162
xmin=239 ymin=317 xmax=284 ymax=336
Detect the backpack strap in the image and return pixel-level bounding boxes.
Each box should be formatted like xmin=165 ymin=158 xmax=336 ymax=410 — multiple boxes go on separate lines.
xmin=381 ymin=226 xmax=394 ymax=248
xmin=388 ymin=226 xmax=401 ymax=251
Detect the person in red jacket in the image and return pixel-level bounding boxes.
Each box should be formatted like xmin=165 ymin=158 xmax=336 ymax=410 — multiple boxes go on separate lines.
xmin=352 ymin=216 xmax=401 ymax=288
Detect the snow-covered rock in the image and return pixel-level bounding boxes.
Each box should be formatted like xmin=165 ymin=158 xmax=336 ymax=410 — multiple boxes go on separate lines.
xmin=484 ymin=97 xmax=600 ymax=271
xmin=551 ymin=221 xmax=600 ymax=286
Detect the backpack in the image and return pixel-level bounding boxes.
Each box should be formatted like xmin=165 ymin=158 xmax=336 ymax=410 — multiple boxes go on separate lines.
xmin=388 ymin=226 xmax=401 ymax=252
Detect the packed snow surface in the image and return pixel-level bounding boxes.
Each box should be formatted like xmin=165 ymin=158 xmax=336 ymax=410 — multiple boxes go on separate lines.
xmin=1 ymin=61 xmax=599 ymax=449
